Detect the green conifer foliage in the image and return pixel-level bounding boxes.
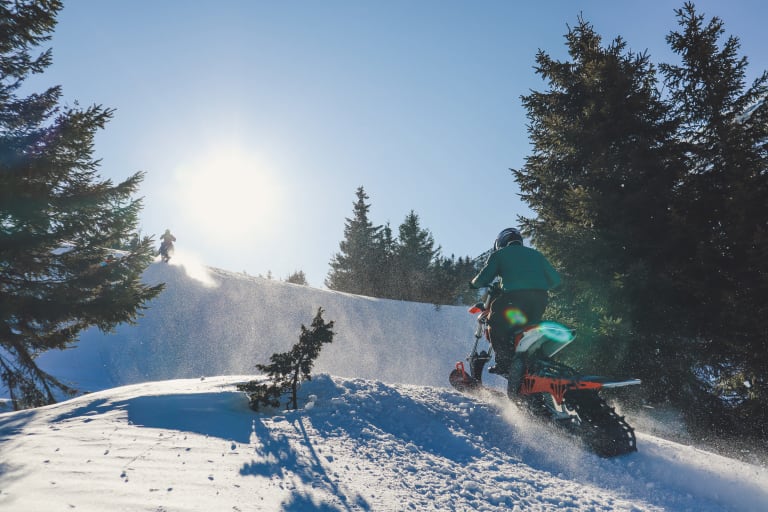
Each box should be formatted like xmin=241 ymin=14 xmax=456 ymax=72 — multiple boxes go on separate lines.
xmin=0 ymin=0 xmax=163 ymax=409
xmin=391 ymin=210 xmax=439 ymax=302
xmin=514 ymin=16 xmax=682 ymax=389
xmin=238 ymin=308 xmax=335 ymax=411
xmin=285 ymin=270 xmax=308 ymax=285
xmin=660 ymin=2 xmax=768 ymax=434
xmin=430 ymin=254 xmax=478 ymax=306
xmin=327 ymin=188 xmax=476 ymax=305
xmin=515 ymin=5 xmax=768 ymax=440
xmin=326 ymin=186 xmax=383 ymax=296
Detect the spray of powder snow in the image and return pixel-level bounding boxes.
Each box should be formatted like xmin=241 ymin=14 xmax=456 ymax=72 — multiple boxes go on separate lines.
xmin=161 ymin=248 xmax=218 ymax=288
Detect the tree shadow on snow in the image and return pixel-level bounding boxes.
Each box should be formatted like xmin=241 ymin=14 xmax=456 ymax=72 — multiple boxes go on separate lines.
xmin=117 ymin=392 xmax=254 ymax=443
xmin=238 ymin=376 xmax=497 ymax=511
xmin=240 ymin=418 xmax=371 ymax=512
xmin=0 ymin=407 xmax=45 ymax=439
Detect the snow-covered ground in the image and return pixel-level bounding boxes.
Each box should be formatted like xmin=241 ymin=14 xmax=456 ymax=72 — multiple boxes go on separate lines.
xmin=2 ymin=375 xmax=767 ymax=511
xmin=1 ymin=257 xmax=767 ymax=511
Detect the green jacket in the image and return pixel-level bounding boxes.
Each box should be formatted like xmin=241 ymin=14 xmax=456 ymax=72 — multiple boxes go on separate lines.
xmin=471 ymin=244 xmax=561 ymax=291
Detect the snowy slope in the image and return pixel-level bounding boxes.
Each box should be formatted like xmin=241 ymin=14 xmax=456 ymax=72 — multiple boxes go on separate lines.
xmin=34 ymin=254 xmax=486 ymax=393
xmin=1 ymin=375 xmax=767 ymax=511
xmin=1 ymin=257 xmax=767 ymax=511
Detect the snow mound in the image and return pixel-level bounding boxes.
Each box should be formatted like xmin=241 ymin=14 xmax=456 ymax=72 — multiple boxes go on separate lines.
xmin=1 ymin=375 xmax=766 ymax=512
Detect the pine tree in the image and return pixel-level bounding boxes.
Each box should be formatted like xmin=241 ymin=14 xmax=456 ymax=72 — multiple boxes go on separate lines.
xmin=325 ymin=187 xmax=383 ymax=296
xmin=285 ymin=270 xmax=308 ymax=286
xmin=660 ymin=2 xmax=768 ymax=434
xmin=513 ymin=16 xmax=683 ymax=392
xmin=0 ymin=0 xmax=163 ymax=409
xmin=238 ymin=308 xmax=335 ymax=411
xmin=390 ymin=211 xmax=439 ymax=302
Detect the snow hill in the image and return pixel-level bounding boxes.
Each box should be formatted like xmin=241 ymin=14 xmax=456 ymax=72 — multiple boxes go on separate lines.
xmin=33 ymin=253 xmax=485 ymax=393
xmin=1 ymin=256 xmax=767 ymax=511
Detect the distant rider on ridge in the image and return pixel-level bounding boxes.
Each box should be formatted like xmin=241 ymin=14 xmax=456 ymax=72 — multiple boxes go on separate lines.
xmin=159 ymin=229 xmax=176 ymax=263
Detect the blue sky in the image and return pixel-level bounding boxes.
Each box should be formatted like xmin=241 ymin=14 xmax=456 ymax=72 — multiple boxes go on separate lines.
xmin=30 ymin=1 xmax=768 ymax=286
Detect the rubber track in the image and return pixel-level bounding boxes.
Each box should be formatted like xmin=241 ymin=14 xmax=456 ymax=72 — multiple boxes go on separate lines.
xmin=564 ymin=389 xmax=637 ymax=457
xmin=526 ymin=357 xmax=637 ymax=457
xmin=451 ymin=358 xmax=638 ymax=458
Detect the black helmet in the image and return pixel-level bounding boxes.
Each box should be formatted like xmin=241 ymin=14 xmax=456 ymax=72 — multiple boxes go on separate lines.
xmin=494 ymin=228 xmax=523 ymax=250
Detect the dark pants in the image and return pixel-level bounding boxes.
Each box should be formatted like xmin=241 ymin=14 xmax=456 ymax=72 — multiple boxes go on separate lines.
xmin=488 ymin=289 xmax=548 ymax=369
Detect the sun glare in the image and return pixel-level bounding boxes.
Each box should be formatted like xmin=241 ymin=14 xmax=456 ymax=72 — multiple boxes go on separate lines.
xmin=171 ymin=144 xmax=283 ymax=245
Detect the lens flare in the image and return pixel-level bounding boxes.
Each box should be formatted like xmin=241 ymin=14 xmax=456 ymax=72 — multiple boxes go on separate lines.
xmin=504 ymin=308 xmax=527 ymax=326
xmin=538 ymin=321 xmax=575 ymax=343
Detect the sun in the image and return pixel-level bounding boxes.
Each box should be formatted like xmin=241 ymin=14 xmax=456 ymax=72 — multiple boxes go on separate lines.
xmin=170 ymin=143 xmax=283 ymax=245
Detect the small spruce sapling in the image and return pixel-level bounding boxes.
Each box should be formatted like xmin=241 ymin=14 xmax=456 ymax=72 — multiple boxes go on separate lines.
xmin=238 ymin=308 xmax=335 ymax=411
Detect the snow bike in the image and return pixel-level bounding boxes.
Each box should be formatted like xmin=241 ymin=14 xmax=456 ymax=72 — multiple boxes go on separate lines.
xmin=159 ymin=241 xmax=174 ymax=263
xmin=449 ymin=285 xmax=641 ymax=457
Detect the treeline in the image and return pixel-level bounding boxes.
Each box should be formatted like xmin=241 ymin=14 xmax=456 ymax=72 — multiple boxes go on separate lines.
xmin=326 ymin=187 xmax=477 ymax=306
xmin=0 ymin=1 xmax=162 ymax=409
xmin=516 ymin=3 xmax=767 ymax=441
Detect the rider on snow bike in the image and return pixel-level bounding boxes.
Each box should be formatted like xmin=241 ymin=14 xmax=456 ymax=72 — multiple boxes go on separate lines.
xmin=455 ymin=228 xmax=640 ymax=457
xmin=159 ymin=229 xmax=176 ymax=263
xmin=469 ymin=227 xmax=561 ymax=398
